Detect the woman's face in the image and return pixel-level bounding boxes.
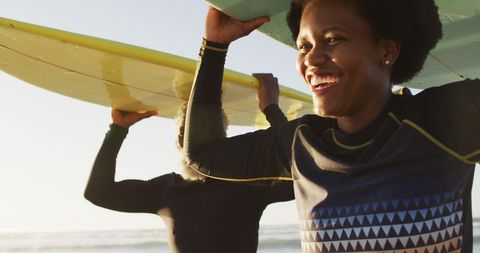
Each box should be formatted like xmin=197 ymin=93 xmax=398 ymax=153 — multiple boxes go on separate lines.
xmin=296 ymin=0 xmax=392 ymax=119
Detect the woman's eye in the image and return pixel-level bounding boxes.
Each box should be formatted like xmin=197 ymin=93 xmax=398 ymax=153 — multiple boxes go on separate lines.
xmin=326 ymin=37 xmax=343 ymax=45
xmin=297 ymin=43 xmax=311 ymax=52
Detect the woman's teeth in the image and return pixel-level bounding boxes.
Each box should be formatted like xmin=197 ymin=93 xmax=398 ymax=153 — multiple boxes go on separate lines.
xmin=311 ymin=75 xmax=339 ymax=87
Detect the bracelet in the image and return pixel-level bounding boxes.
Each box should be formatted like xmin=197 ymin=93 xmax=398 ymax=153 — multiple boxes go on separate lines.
xmin=200 ymin=38 xmax=229 ymax=54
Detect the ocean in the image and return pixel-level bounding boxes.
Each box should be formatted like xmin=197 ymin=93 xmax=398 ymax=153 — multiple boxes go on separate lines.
xmin=1 ymin=220 xmax=479 ymax=253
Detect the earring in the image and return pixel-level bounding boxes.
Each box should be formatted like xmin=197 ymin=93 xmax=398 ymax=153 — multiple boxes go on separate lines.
xmin=385 ymin=60 xmax=390 ymax=65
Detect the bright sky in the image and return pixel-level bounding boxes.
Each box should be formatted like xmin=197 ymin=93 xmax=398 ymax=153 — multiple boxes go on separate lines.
xmin=0 ymin=0 xmax=478 ymax=232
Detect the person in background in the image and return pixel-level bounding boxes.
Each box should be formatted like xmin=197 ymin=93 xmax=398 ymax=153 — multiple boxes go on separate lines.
xmin=84 ymin=74 xmax=294 ymax=253
xmin=184 ymin=0 xmax=479 ymax=252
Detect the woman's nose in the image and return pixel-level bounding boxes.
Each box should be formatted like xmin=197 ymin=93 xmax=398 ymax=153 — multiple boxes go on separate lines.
xmin=305 ymin=47 xmax=330 ymax=67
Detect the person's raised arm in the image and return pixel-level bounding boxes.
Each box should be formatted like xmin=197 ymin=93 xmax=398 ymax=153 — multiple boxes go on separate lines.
xmin=84 ymin=110 xmax=164 ymax=213
xmin=184 ymin=7 xmax=270 ymax=159
xmin=254 ymin=73 xmax=288 ymax=126
xmin=183 ymin=8 xmax=293 ymax=183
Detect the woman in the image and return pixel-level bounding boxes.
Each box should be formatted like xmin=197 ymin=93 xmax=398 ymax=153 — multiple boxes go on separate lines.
xmin=184 ymin=0 xmax=479 ymax=252
xmin=84 ymin=75 xmax=294 ymax=253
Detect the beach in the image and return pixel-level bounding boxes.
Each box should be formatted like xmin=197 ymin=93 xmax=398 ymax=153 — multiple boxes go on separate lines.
xmin=0 ymin=225 xmax=299 ymax=253
xmin=1 ymin=221 xmax=479 ymax=252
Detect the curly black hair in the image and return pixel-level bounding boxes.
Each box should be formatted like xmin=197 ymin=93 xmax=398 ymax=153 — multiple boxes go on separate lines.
xmin=175 ymin=102 xmax=228 ymax=182
xmin=286 ymin=0 xmax=443 ymax=84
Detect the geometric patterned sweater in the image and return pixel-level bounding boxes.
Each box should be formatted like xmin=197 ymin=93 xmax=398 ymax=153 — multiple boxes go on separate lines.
xmin=184 ymin=41 xmax=480 ymax=253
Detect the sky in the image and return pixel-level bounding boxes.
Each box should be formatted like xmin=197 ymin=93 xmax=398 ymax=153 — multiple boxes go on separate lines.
xmin=0 ymin=0 xmax=478 ymax=232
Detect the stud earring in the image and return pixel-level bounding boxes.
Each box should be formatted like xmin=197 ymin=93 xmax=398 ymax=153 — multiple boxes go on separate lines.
xmin=385 ymin=60 xmax=390 ymax=65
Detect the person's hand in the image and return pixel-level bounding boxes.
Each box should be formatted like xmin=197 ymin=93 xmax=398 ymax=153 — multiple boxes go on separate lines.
xmin=111 ymin=109 xmax=157 ymax=128
xmin=254 ymin=73 xmax=280 ymax=112
xmin=205 ymin=6 xmax=270 ymax=44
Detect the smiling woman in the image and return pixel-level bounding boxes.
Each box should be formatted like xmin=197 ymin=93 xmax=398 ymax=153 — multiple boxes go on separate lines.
xmin=184 ymin=0 xmax=480 ymax=252
xmin=290 ymin=0 xmax=442 ymax=133
xmin=293 ymin=0 xmax=398 ymax=131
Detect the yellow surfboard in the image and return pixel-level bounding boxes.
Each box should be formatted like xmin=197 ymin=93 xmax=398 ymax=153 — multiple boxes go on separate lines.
xmin=0 ymin=16 xmax=312 ymax=127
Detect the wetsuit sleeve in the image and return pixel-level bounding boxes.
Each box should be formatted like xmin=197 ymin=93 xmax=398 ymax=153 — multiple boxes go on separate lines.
xmin=264 ymin=104 xmax=288 ymax=126
xmin=255 ymin=104 xmax=294 ymax=201
xmin=417 ymin=79 xmax=480 ymax=163
xmin=84 ymin=124 xmax=169 ymax=213
xmin=184 ymin=40 xmax=293 ymax=184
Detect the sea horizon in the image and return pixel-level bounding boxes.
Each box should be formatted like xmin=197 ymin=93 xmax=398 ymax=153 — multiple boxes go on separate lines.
xmin=1 ymin=219 xmax=479 ymax=252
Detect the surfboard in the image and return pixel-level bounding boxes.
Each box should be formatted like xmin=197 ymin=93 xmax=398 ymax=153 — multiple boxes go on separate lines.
xmin=206 ymin=0 xmax=480 ymax=89
xmin=0 ymin=16 xmax=312 ymax=128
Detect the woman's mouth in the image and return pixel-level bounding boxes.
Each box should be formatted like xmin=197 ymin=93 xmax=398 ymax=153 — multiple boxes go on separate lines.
xmin=309 ymin=74 xmax=340 ymax=92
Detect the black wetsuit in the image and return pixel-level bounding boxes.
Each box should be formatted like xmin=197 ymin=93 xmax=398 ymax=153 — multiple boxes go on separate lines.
xmin=84 ymin=105 xmax=294 ymax=253
xmin=184 ymin=40 xmax=480 ymax=253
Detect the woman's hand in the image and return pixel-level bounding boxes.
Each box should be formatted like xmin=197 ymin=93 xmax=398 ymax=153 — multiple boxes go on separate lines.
xmin=111 ymin=109 xmax=157 ymax=128
xmin=254 ymin=73 xmax=280 ymax=112
xmin=204 ymin=6 xmax=270 ymax=44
